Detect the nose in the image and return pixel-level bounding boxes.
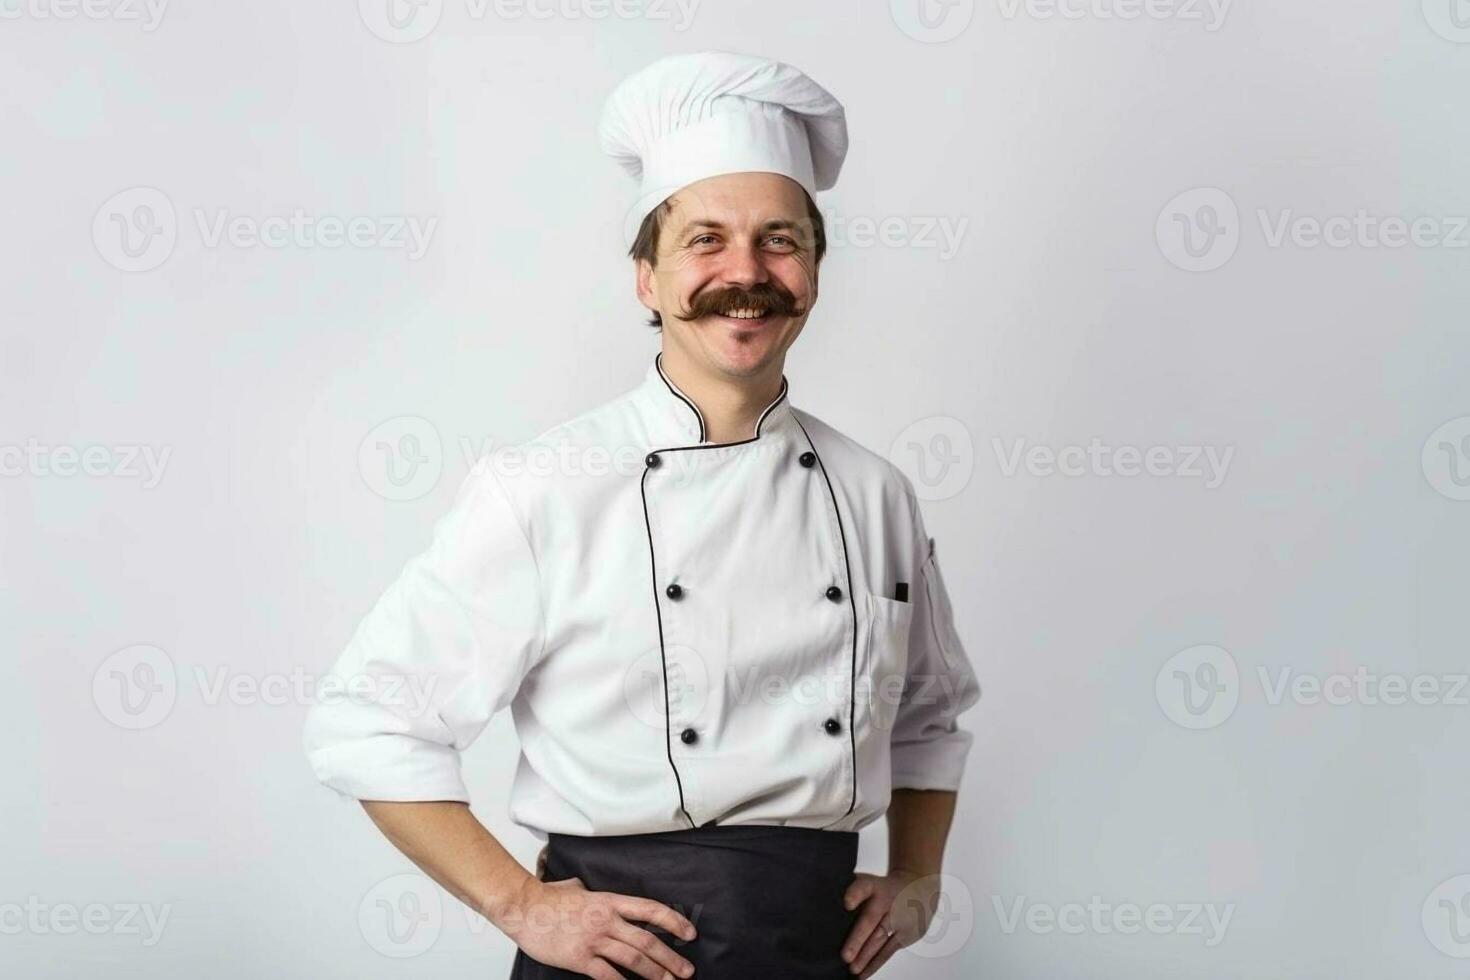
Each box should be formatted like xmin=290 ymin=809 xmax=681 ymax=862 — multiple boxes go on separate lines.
xmin=717 ymin=242 xmax=768 ymax=290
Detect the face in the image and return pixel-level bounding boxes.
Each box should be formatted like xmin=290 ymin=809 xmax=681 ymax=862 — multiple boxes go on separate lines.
xmin=635 ymin=171 xmax=819 ymax=381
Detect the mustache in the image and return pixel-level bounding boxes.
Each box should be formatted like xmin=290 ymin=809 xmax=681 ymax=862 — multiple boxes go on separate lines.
xmin=671 ymin=281 xmax=806 ymax=322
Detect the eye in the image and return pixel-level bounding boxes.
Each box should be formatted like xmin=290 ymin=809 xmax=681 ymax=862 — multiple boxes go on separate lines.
xmin=690 ymin=234 xmax=719 ymax=247
xmin=764 ymin=235 xmax=797 ymax=251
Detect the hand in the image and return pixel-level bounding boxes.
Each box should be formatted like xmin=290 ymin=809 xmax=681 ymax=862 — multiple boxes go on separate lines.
xmin=502 ymin=874 xmax=698 ymax=980
xmin=839 ymin=869 xmax=940 ymax=978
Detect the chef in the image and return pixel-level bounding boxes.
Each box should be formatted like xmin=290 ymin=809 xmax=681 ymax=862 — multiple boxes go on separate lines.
xmin=304 ymin=50 xmax=980 ymax=980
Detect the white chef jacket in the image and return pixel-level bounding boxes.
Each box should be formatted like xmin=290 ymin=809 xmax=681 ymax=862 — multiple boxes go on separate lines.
xmin=303 ymin=354 xmax=979 ymax=838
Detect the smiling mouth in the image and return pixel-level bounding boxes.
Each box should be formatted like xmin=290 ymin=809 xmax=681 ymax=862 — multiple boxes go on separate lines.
xmin=711 ymin=307 xmax=776 ymax=325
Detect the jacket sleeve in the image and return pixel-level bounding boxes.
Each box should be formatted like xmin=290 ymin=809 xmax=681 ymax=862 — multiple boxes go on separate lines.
xmin=889 ymin=506 xmax=981 ymax=793
xmin=302 ymin=455 xmax=545 ymax=803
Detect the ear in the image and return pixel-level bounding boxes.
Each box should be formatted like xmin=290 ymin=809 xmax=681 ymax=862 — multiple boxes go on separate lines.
xmin=634 ymin=258 xmax=658 ymax=312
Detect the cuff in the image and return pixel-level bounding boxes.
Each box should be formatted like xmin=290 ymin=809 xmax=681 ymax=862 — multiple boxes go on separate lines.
xmin=890 ymin=729 xmax=974 ymax=792
xmin=306 ymin=736 xmax=471 ymax=803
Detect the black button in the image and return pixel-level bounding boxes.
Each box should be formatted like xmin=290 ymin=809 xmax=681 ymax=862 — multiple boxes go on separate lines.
xmin=825 ymin=585 xmax=843 ymax=602
xmin=799 ymin=451 xmax=816 ymax=468
xmin=824 ymin=717 xmax=842 ymax=735
xmin=666 ymin=583 xmax=683 ymax=600
xmin=645 ymin=452 xmax=662 ymax=468
xmin=679 ymin=727 xmax=698 ymax=745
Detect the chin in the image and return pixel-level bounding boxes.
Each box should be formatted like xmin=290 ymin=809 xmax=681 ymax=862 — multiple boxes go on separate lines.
xmin=701 ymin=318 xmax=788 ymax=371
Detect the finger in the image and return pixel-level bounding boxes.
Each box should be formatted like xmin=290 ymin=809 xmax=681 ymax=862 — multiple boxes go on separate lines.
xmin=857 ymin=934 xmax=901 ymax=980
xmin=840 ymin=895 xmax=889 ymax=965
xmin=610 ymin=894 xmax=698 ymax=941
xmin=848 ymin=916 xmax=893 ymax=975
xmin=612 ymin=920 xmax=695 ymax=979
xmin=582 ymin=958 xmax=623 ymax=980
xmin=594 ymin=936 xmax=679 ymax=980
xmin=843 ymin=875 xmax=877 ymax=912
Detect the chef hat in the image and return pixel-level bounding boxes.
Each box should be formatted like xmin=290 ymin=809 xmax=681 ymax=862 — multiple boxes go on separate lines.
xmin=599 ymin=50 xmax=848 ymax=246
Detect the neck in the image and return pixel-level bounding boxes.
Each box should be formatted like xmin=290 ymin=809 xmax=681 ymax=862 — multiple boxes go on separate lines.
xmin=659 ymin=347 xmax=786 ymax=444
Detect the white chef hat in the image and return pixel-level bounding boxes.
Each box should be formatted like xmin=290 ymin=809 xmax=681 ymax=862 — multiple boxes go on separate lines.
xmin=598 ymin=50 xmax=848 ymax=246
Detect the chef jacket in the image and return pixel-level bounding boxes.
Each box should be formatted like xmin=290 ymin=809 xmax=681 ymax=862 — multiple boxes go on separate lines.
xmin=303 ymin=354 xmax=980 ymax=838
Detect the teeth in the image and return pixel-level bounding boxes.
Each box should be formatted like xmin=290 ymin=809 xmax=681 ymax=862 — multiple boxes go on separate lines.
xmin=723 ymin=308 xmax=768 ymax=319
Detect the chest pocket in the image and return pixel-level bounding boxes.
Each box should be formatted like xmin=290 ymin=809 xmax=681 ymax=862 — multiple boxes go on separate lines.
xmin=863 ymin=593 xmax=914 ymax=733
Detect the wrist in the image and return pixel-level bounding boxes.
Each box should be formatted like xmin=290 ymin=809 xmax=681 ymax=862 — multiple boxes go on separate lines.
xmin=887 ymin=863 xmax=940 ymax=880
xmin=475 ymin=869 xmax=540 ymax=938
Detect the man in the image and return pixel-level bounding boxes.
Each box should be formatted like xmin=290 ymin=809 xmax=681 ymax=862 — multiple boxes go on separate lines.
xmin=304 ymin=51 xmax=980 ymax=979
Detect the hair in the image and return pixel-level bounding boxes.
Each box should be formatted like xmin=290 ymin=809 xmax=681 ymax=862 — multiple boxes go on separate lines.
xmin=629 ymin=188 xmax=828 ymax=329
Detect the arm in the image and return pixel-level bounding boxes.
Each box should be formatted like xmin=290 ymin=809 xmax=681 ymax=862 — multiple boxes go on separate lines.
xmin=842 ymin=522 xmax=980 ymax=977
xmin=304 ymin=460 xmax=696 ymax=979
xmin=885 ymin=787 xmax=957 ymax=878
xmin=841 ymin=789 xmax=962 ymax=979
xmin=358 ymin=800 xmax=533 ymax=930
xmin=359 ymin=800 xmax=698 ymax=980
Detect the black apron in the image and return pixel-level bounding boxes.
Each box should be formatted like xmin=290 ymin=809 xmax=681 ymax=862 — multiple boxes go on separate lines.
xmin=509 ymin=824 xmax=860 ymax=979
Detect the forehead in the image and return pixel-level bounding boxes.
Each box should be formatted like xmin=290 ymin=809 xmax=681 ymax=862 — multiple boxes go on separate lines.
xmin=664 ymin=171 xmax=808 ymax=231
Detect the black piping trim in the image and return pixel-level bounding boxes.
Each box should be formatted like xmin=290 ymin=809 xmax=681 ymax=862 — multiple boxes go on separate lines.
xmin=654 ymin=352 xmax=707 ymax=443
xmin=638 ymin=356 xmax=794 ymax=828
xmin=754 ymin=378 xmax=790 ymax=436
xmin=639 ymin=464 xmax=695 ymax=829
xmin=652 ymin=352 xmax=790 ymax=444
xmin=791 ymin=414 xmax=861 ymax=826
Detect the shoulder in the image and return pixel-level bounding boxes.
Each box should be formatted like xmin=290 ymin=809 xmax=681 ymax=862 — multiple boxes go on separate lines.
xmin=467 ymin=386 xmax=646 ymax=508
xmin=791 ymin=406 xmax=919 ymax=512
xmin=525 ymin=386 xmax=646 ymax=452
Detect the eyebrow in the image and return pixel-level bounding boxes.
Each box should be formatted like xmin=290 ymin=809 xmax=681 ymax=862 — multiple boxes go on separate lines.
xmin=677 ymin=218 xmax=803 ymax=237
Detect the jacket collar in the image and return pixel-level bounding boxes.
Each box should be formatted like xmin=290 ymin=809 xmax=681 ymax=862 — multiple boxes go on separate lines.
xmin=636 ymin=352 xmax=793 ymax=447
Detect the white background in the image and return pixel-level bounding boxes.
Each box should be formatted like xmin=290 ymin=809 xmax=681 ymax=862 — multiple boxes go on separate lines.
xmin=3 ymin=0 xmax=1469 ymax=977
